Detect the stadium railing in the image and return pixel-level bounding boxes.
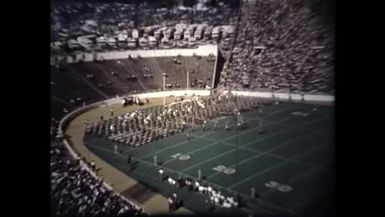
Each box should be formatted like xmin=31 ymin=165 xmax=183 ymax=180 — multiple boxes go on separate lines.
xmin=51 ymin=45 xmax=218 ymax=64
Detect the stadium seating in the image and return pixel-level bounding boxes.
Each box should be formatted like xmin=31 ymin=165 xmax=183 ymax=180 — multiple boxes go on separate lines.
xmin=220 ymin=0 xmax=334 ymax=94
xmin=50 ymin=1 xmax=238 ymax=54
xmin=50 ymin=142 xmax=145 ymax=217
xmin=50 ymin=57 xmax=215 ymax=126
xmin=51 ymin=65 xmax=106 ymax=104
xmin=50 ymin=1 xmax=334 ymax=215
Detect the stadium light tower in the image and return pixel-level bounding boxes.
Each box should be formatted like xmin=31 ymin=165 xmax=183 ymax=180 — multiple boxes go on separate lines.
xmin=186 ymin=69 xmax=190 ymax=90
xmin=163 ymin=72 xmax=167 ymax=106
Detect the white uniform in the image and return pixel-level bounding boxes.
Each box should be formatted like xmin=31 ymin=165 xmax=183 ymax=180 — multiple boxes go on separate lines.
xmin=168 ymin=177 xmax=173 ymax=185
xmin=207 ymin=186 xmax=212 ymax=193
xmin=198 ymin=186 xmax=204 ymax=193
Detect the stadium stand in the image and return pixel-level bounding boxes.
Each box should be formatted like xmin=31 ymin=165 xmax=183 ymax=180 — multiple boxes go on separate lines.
xmin=51 ymin=0 xmax=334 ymax=216
xmin=50 ymin=0 xmax=238 ymax=54
xmin=220 ymin=0 xmax=334 ymax=94
xmin=50 ymin=56 xmax=214 ymax=121
xmin=50 ymin=141 xmax=145 ymax=217
xmin=51 ymin=65 xmax=107 ymax=105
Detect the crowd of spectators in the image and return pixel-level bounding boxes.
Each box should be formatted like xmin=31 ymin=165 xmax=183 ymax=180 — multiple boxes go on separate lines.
xmin=221 ymin=0 xmax=334 ymax=94
xmin=51 ymin=0 xmax=238 ymax=54
xmin=51 ymin=141 xmax=145 ymax=217
xmin=164 ymin=175 xmax=239 ymax=209
xmin=50 ymin=1 xmax=336 ymax=215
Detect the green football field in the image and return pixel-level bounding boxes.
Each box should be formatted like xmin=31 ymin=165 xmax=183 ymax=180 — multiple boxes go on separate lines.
xmin=85 ymin=101 xmax=335 ymax=217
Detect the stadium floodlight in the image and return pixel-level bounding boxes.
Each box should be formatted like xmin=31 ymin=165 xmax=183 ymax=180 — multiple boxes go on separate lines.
xmin=186 ymin=69 xmax=190 ymax=90
xmin=163 ymin=73 xmax=167 ymax=106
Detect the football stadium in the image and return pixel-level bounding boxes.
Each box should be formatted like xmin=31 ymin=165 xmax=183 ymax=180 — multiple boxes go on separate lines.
xmin=50 ymin=0 xmax=335 ymax=217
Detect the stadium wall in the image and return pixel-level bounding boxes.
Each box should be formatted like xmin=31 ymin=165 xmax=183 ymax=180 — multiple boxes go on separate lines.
xmin=52 ymin=45 xmax=218 ymax=64
xmin=126 ymin=90 xmax=334 ymax=103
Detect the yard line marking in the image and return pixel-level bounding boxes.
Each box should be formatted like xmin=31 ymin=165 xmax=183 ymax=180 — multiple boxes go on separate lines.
xmin=87 ymin=143 xmax=299 ymax=217
xmin=195 ymin=104 xmax=301 ymax=141
xmin=231 ymin=138 xmax=330 ymax=169
xmin=191 ymin=113 xmax=303 ymax=151
xmin=291 ymin=144 xmax=328 ymax=160
xmin=228 ymin=142 xmax=328 ymax=189
xmin=273 ymin=121 xmax=332 ymax=135
xmin=239 ymin=115 xmax=331 ymax=148
xmin=241 ymin=105 xmax=301 ymax=121
xmin=206 ymin=133 xmax=311 ymax=180
xmin=119 ymin=125 xmax=222 ymax=158
xmin=132 ymin=105 xmax=301 ymax=163
xmin=163 ymin=113 xmax=305 ymax=173
xmin=94 ymin=101 xmax=301 ymax=158
xmin=261 ymin=151 xmax=328 ymax=170
xmin=260 ymin=167 xmax=320 ymax=199
xmin=160 ymin=141 xmax=220 ymax=166
xmin=228 ymin=161 xmax=290 ymax=189
xmin=228 ymin=143 xmax=329 ymax=171
xmin=85 ymin=103 xmax=330 ymax=217
xmin=137 ymin=138 xmax=213 ymax=161
xmin=179 ymin=148 xmax=244 ymax=173
xmin=189 ymin=114 xmax=329 ymax=180
xmin=207 ymin=153 xmax=263 ymax=179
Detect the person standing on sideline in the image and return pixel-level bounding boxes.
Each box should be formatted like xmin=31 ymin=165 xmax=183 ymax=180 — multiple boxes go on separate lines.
xmin=90 ymin=161 xmax=96 ymax=171
xmin=258 ymin=119 xmax=263 ymax=134
xmin=114 ymin=144 xmax=118 ymax=155
xmin=110 ymin=108 xmax=114 ymax=116
xmin=158 ymin=167 xmax=164 ymax=180
xmin=225 ymin=121 xmax=230 ymax=130
xmin=127 ymin=155 xmax=132 ymax=165
xmin=203 ymin=119 xmax=207 ymax=131
xmin=127 ymin=155 xmax=133 ymax=170
xmin=84 ymin=119 xmax=89 ymax=128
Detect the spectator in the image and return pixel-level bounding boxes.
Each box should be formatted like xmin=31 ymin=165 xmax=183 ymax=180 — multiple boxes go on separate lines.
xmin=50 ymin=142 xmax=145 ymax=217
xmin=221 ymin=0 xmax=334 ymax=94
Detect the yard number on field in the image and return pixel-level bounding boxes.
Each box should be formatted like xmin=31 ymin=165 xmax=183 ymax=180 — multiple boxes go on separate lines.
xmin=212 ymin=165 xmax=236 ymax=175
xmin=265 ymin=181 xmax=293 ymax=192
xmin=170 ymin=153 xmax=191 ymax=160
